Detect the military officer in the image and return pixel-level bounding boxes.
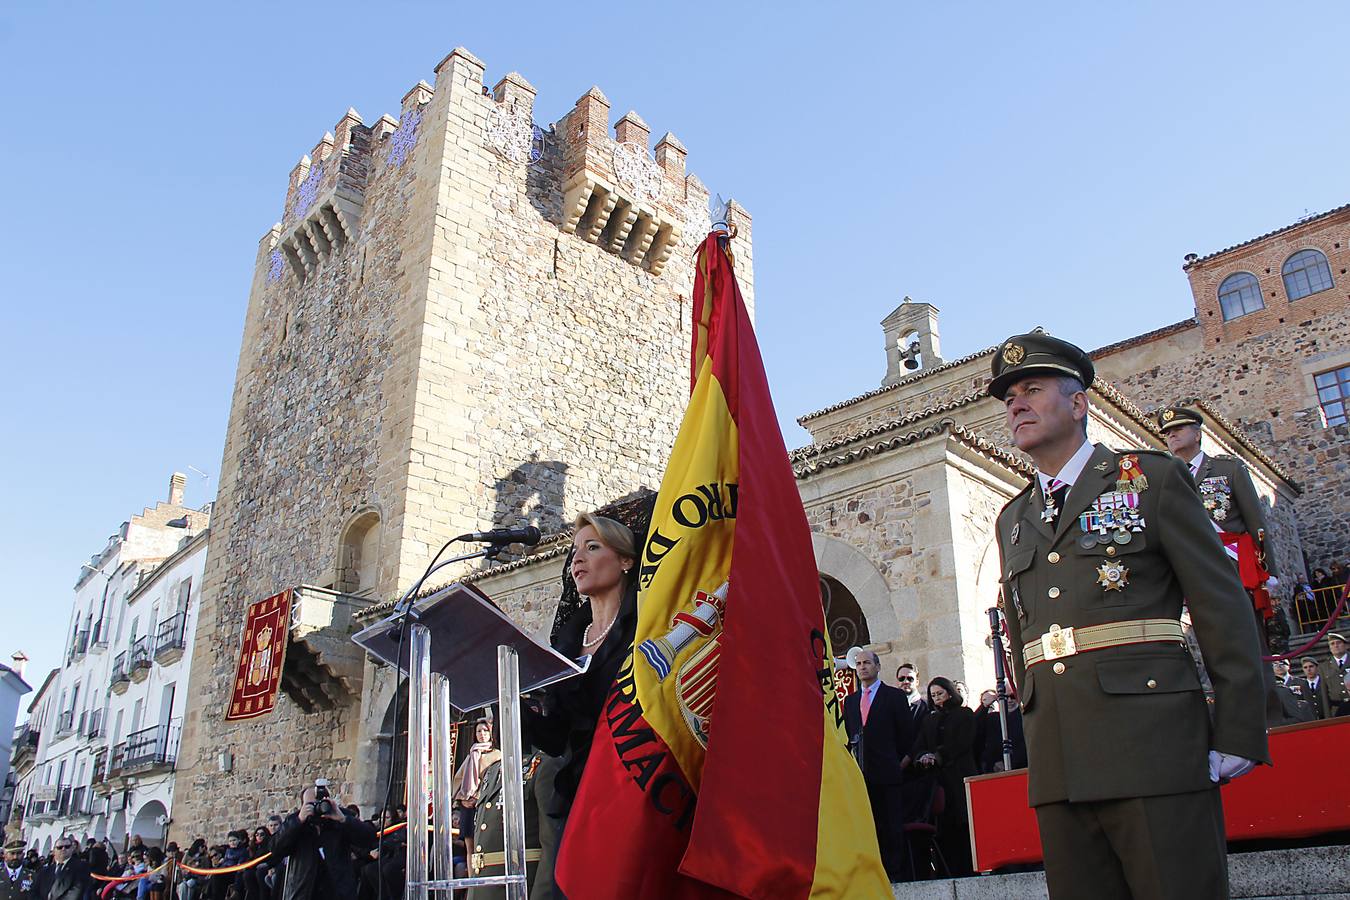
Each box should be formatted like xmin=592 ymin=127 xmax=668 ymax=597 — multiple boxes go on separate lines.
xmin=991 ymin=332 xmax=1269 ymax=900
xmin=467 ymin=749 xmax=554 ymax=900
xmin=0 ymin=840 xmax=35 ymax=900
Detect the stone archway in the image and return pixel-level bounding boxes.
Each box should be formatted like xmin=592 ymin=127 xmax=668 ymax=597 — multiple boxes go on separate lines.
xmin=810 ymin=533 xmax=899 ymax=643
xmin=130 ymin=800 xmax=167 ymax=848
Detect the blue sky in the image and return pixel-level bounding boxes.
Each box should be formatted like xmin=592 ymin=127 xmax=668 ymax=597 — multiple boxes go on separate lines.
xmin=4 ymin=2 xmax=1349 ymax=695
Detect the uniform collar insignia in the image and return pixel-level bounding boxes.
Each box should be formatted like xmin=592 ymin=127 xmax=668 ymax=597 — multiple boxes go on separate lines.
xmin=1094 ymin=460 xmax=1110 ymax=472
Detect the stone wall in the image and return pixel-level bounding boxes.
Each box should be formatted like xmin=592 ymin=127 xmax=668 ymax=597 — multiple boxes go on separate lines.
xmin=172 ymin=46 xmax=751 ymax=842
xmin=1107 ymin=305 xmax=1350 ymax=569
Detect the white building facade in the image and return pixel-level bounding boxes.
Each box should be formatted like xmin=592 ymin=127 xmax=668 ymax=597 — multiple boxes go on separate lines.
xmin=19 ymin=474 xmax=209 ymax=851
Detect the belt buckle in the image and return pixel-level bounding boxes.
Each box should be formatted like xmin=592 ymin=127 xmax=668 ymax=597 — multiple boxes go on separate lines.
xmin=470 ymin=852 xmax=483 ymax=873
xmin=1041 ymin=624 xmax=1077 ymax=661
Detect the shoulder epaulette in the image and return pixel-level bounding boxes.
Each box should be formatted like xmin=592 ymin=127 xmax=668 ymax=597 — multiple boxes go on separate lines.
xmin=1120 ymin=447 xmax=1171 ymax=457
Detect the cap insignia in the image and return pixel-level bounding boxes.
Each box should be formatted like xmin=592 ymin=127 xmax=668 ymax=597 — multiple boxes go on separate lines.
xmin=1002 ymin=343 xmax=1025 ymax=366
xmin=1163 ymin=409 xmax=1175 ymax=421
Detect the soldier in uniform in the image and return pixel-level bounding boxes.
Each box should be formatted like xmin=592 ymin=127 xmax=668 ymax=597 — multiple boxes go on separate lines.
xmin=0 ymin=840 xmax=36 ymax=900
xmin=466 ymin=748 xmax=554 ymax=900
xmin=1157 ymin=405 xmax=1280 ymax=634
xmin=990 ymin=332 xmax=1269 ymax=900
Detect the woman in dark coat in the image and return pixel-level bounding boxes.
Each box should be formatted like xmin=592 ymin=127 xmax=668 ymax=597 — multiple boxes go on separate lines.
xmin=907 ymin=676 xmax=979 ymax=876
xmin=521 ymin=506 xmax=645 ymax=896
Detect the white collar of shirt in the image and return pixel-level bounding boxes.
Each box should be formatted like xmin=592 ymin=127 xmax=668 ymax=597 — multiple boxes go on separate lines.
xmin=1037 ymin=439 xmax=1095 ymax=494
xmin=1307 ymin=675 xmax=1320 ymax=686
xmin=1188 ymin=451 xmax=1205 ymax=473
xmin=861 ymin=680 xmax=880 ymax=699
xmin=1335 ymin=654 xmax=1348 ymax=666
xmin=907 ymin=691 xmax=923 ymax=706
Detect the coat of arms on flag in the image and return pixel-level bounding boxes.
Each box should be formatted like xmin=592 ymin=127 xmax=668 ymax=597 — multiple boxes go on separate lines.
xmin=226 ymin=589 xmax=292 ymax=721
xmin=555 ymin=232 xmax=888 ymax=899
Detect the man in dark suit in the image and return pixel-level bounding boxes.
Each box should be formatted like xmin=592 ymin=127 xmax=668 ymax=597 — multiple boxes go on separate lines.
xmin=895 ymin=662 xmax=928 ymax=729
xmin=844 ymin=650 xmax=920 ymax=883
xmin=991 ymin=332 xmax=1268 ymax=900
xmin=1 ymin=839 xmax=37 ymax=900
xmin=34 ymin=837 xmax=88 ymax=900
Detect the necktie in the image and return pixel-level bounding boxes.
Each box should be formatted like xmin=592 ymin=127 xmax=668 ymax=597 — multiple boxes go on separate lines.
xmin=1190 ymin=461 xmax=1201 ymax=478
xmin=861 ymin=685 xmax=873 ymax=725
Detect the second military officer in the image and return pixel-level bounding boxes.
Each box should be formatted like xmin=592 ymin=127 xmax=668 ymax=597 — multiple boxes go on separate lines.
xmin=991 ymin=332 xmax=1269 ymax=900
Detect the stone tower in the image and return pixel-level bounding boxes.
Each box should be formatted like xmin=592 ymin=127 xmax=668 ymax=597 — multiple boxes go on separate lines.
xmin=171 ymin=47 xmax=753 ymax=839
xmin=881 ymin=297 xmax=943 ymax=385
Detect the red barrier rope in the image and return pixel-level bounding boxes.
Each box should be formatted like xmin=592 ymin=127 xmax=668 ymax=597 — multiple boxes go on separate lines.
xmin=91 ymin=861 xmax=169 ymax=883
xmin=177 ymin=853 xmax=271 ymax=877
xmin=1263 ymin=581 xmax=1348 ymax=662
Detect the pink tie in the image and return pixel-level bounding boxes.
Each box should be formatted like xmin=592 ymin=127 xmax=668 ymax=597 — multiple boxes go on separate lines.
xmin=861 ymin=686 xmax=873 ymax=724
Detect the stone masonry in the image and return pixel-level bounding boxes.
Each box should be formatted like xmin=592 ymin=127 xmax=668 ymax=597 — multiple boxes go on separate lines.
xmin=171 ymin=46 xmax=752 ymax=841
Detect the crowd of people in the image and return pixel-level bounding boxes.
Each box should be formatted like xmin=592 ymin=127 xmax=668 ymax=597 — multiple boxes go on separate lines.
xmin=1 ymin=789 xmax=412 ymax=900
xmin=843 ymin=653 xmax=1027 ymax=884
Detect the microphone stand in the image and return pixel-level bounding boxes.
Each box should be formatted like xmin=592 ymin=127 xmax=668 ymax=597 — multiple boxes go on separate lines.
xmin=988 ymin=606 xmax=1013 ymax=773
xmin=378 ymin=539 xmax=511 ymax=900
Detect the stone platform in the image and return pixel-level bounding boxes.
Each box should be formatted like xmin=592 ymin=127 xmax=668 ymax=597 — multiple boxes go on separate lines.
xmin=892 ymin=844 xmax=1350 ymax=899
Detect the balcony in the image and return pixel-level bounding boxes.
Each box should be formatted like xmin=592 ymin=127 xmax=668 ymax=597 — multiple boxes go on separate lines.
xmin=56 ymin=709 xmax=76 ymax=737
xmin=74 ymin=629 xmax=90 ymax=658
xmin=90 ymin=620 xmax=108 ymax=651
xmin=68 ymin=786 xmax=91 ymax=818
xmin=27 ymin=796 xmax=54 ymax=823
xmin=110 ymin=653 xmax=131 ymax=694
xmin=115 ymin=719 xmax=181 ymax=776
xmin=90 ymin=747 xmax=110 ymax=793
xmin=80 ymin=709 xmax=103 ymax=741
xmin=12 ymin=725 xmax=39 ymax=766
xmin=128 ymin=637 xmax=153 ymax=683
xmin=154 ymin=612 xmax=188 ymax=665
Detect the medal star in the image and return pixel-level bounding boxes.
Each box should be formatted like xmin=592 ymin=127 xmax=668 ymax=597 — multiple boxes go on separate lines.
xmin=1097 ymin=561 xmax=1129 ymax=592
xmin=1041 ymin=504 xmax=1057 ymax=524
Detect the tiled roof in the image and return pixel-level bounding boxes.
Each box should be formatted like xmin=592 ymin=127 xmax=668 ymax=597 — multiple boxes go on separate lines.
xmin=793 ymin=418 xmax=1034 ymax=481
xmin=796 ymin=346 xmax=997 ymax=424
xmin=1090 ymin=319 xmax=1198 ymax=358
xmin=1185 ymin=202 xmax=1350 ymax=267
xmin=790 ymin=390 xmax=987 ymax=461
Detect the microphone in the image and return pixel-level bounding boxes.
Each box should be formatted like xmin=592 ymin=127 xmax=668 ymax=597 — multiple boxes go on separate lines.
xmin=454 ymin=525 xmax=542 ymax=546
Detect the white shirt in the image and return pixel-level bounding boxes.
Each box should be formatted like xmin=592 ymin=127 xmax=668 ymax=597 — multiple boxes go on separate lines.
xmin=859 ymin=679 xmax=881 ymax=706
xmin=1187 ymin=451 xmax=1206 ymax=476
xmin=1037 ymin=439 xmax=1095 ymax=494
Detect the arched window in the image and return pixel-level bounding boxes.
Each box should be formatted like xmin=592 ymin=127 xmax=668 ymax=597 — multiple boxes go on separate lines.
xmin=1217 ymin=272 xmax=1264 ymax=320
xmin=1282 ymin=249 xmax=1334 ymax=301
xmin=337 ymin=509 xmax=381 ymax=595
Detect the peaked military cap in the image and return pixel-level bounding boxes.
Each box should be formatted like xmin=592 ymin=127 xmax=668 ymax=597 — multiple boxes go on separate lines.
xmin=1156 ymin=405 xmax=1203 ymax=432
xmin=3 ymin=839 xmax=24 ymax=852
xmin=988 ymin=332 xmax=1095 ymax=401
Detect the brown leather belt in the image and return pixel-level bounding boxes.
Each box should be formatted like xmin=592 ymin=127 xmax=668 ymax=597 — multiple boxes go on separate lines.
xmin=1023 ymin=619 xmax=1185 ymax=667
xmin=472 ymin=848 xmax=542 ymax=871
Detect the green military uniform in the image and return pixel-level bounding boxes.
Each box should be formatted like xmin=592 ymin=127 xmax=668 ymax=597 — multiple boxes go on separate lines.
xmin=1157 ymin=405 xmax=1277 ymax=576
xmin=1319 ymin=634 xmax=1349 ymax=707
xmin=991 ymin=334 xmax=1270 ymax=900
xmin=467 ymin=751 xmax=554 ymax=900
xmin=0 ymin=841 xmax=36 ymax=900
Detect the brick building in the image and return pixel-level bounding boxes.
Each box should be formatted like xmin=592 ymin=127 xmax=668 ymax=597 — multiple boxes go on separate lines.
xmin=170 ymin=46 xmax=752 ymax=840
xmin=1096 ymin=203 xmax=1350 ymax=566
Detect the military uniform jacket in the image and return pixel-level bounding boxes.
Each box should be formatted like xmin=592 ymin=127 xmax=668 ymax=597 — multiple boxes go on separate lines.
xmin=0 ymin=863 xmax=36 ymax=900
xmin=467 ymin=755 xmax=545 ymax=900
xmin=996 ymin=444 xmax=1270 ymax=807
xmin=1193 ymin=453 xmax=1277 ymax=576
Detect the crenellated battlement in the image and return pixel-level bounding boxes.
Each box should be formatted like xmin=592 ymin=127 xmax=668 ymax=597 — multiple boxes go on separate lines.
xmin=261 ymin=45 xmax=737 ymax=285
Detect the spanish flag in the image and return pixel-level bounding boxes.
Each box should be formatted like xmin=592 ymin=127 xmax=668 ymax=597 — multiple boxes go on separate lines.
xmin=555 ymin=233 xmax=889 ymax=898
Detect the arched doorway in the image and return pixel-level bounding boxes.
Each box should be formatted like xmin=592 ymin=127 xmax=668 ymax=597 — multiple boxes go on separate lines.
xmin=130 ymin=800 xmax=167 ymax=848
xmin=820 ymin=574 xmax=870 ymax=652
xmin=109 ymin=811 xmax=126 ymax=850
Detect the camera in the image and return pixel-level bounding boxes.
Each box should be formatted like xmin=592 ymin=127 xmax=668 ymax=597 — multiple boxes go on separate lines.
xmin=312 ymin=779 xmax=335 ymax=817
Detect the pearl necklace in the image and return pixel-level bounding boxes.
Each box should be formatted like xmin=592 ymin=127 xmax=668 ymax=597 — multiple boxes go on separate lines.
xmin=583 ymin=613 xmax=618 ymax=648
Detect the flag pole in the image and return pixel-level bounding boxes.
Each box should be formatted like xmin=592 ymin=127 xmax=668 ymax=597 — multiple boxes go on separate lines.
xmin=988 ymin=606 xmax=1013 ymax=772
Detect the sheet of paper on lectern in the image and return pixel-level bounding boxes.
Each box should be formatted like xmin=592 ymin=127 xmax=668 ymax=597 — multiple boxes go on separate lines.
xmin=351 ymin=582 xmax=588 ymax=713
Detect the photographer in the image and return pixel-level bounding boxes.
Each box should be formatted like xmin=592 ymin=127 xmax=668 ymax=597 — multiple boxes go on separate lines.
xmin=272 ymin=783 xmax=376 ymax=900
